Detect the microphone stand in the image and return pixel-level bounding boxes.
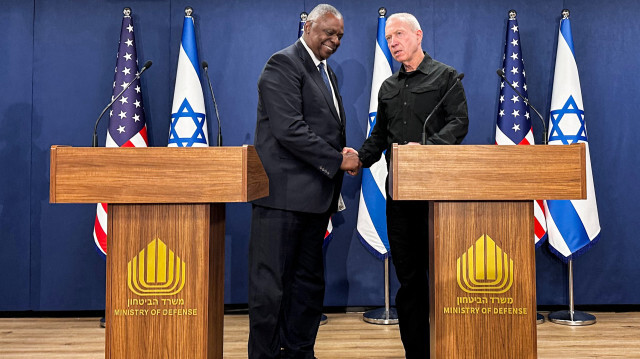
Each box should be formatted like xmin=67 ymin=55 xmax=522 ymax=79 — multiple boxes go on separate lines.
xmin=421 ymin=73 xmax=464 ymax=145
xmin=202 ymin=62 xmax=222 ymax=147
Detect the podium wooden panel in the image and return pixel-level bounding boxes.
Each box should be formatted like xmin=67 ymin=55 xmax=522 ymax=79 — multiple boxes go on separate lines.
xmin=389 ymin=144 xmax=586 ymax=359
xmin=50 ymin=145 xmax=268 ymax=359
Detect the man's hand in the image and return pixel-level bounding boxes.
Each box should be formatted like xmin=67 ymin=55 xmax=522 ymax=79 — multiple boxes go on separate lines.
xmin=341 ymin=147 xmax=362 ymax=175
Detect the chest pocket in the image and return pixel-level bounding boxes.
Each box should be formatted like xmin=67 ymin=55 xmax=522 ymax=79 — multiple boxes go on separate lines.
xmin=379 ymin=88 xmax=401 ymax=129
xmin=411 ymin=84 xmax=440 ymax=119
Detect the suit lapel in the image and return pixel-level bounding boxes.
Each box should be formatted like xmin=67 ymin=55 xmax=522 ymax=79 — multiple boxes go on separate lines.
xmin=296 ymin=41 xmax=343 ymax=126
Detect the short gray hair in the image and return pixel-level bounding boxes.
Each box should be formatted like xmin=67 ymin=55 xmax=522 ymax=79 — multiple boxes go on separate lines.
xmin=388 ymin=13 xmax=421 ymax=31
xmin=307 ymin=4 xmax=343 ymax=22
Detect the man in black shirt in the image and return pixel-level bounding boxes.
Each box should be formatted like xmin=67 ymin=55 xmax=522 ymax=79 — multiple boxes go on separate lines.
xmin=353 ymin=12 xmax=468 ymax=358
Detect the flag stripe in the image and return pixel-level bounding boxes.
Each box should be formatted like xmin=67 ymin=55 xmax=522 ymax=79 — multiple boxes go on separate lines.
xmin=361 ymin=169 xmax=389 ymax=249
xmin=181 ymin=17 xmax=201 ymax=76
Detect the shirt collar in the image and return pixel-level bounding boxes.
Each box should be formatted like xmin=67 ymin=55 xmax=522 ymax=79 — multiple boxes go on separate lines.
xmin=399 ymin=52 xmax=432 ymax=77
xmin=300 ymin=37 xmax=326 ymax=68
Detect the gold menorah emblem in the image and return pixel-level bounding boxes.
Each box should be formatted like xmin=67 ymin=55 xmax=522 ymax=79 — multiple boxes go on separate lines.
xmin=456 ymin=234 xmax=513 ymax=294
xmin=127 ymin=238 xmax=185 ymax=296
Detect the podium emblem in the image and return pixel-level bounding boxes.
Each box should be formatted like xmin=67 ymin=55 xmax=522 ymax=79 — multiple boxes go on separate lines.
xmin=456 ymin=234 xmax=513 ymax=294
xmin=127 ymin=238 xmax=186 ymax=296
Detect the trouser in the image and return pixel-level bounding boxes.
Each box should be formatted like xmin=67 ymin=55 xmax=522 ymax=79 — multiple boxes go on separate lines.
xmin=248 ymin=205 xmax=330 ymax=359
xmin=387 ymin=195 xmax=430 ymax=359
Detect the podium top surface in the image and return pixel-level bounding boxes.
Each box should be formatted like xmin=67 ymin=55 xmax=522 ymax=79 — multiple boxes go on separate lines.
xmin=50 ymin=145 xmax=268 ymax=204
xmin=389 ymin=143 xmax=586 ymax=201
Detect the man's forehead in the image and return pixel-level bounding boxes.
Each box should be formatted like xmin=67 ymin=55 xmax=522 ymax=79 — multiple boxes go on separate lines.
xmin=386 ymin=19 xmax=411 ymax=32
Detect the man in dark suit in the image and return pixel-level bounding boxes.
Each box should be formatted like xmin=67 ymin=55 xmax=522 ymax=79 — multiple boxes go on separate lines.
xmin=250 ymin=4 xmax=359 ymax=359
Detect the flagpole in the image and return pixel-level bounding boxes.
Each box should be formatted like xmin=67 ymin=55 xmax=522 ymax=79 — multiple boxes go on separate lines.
xmin=548 ymin=258 xmax=596 ymax=325
xmin=363 ymin=257 xmax=398 ymax=325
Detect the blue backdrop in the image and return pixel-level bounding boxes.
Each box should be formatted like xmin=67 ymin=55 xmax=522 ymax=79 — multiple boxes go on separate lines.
xmin=1 ymin=0 xmax=638 ymax=311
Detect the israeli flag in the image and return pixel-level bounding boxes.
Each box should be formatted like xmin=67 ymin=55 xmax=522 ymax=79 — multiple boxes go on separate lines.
xmin=168 ymin=13 xmax=209 ymax=147
xmin=356 ymin=13 xmax=393 ymax=259
xmin=544 ymin=14 xmax=601 ymax=261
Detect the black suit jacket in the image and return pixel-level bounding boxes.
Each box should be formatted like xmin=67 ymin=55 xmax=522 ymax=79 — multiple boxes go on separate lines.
xmin=253 ymin=39 xmax=346 ymax=214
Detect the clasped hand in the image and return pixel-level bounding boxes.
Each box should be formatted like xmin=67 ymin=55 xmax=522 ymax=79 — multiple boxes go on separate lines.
xmin=340 ymin=147 xmax=362 ymax=176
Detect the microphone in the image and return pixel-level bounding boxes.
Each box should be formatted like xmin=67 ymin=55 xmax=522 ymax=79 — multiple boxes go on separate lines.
xmin=421 ymin=73 xmax=464 ymax=145
xmin=202 ymin=61 xmax=222 ymax=147
xmin=92 ymin=60 xmax=153 ymax=147
xmin=496 ymin=69 xmax=547 ymax=145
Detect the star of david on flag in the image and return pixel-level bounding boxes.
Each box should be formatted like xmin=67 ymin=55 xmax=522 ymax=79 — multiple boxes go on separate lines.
xmin=168 ymin=11 xmax=209 ymax=147
xmin=357 ymin=12 xmax=393 ymax=259
xmin=544 ymin=14 xmax=600 ymax=261
xmin=93 ymin=10 xmax=149 ymax=258
xmin=494 ymin=11 xmax=547 ymax=247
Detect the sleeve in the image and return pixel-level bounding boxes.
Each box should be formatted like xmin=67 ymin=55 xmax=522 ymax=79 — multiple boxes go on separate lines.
xmin=358 ymin=92 xmax=391 ymax=168
xmin=426 ymin=70 xmax=469 ymax=145
xmin=258 ymin=53 xmax=343 ymax=178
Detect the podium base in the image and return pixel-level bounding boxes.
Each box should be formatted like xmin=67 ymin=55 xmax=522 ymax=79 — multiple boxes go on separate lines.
xmin=548 ymin=310 xmax=596 ymax=326
xmin=363 ymin=307 xmax=399 ymax=325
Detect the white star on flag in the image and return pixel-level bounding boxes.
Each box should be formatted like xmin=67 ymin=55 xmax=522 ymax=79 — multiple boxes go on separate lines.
xmin=134 ymin=100 xmax=141 ymax=108
xmin=512 ymin=109 xmax=520 ymax=117
xmin=511 ymin=66 xmax=519 ymax=75
xmin=511 ymin=25 xmax=518 ymax=32
xmin=511 ymin=39 xmax=519 ymax=46
xmin=119 ymin=96 xmax=128 ymax=105
xmin=512 ymin=123 xmax=520 ymax=131
xmin=117 ymin=125 xmax=125 ymax=133
xmin=511 ymin=95 xmax=520 ymax=103
xmin=122 ymin=67 xmax=131 ymax=75
xmin=127 ymin=24 xmax=133 ymax=33
xmin=124 ymin=53 xmax=132 ymax=61
xmin=118 ymin=110 xmax=126 ymax=119
xmin=125 ymin=38 xmax=133 ymax=47
xmin=511 ymin=52 xmax=519 ymax=60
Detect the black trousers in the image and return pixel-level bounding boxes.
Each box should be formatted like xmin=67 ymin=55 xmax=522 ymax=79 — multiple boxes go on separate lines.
xmin=387 ymin=195 xmax=430 ymax=359
xmin=248 ymin=204 xmax=330 ymax=359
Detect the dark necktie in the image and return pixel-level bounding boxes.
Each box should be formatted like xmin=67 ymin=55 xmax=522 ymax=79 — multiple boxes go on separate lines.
xmin=318 ymin=62 xmax=333 ymax=94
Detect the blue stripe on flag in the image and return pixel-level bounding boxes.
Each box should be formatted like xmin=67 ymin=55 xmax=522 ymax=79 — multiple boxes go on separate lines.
xmin=547 ymin=200 xmax=591 ymax=254
xmin=357 ymin=232 xmax=389 ymax=260
xmin=181 ymin=16 xmax=200 ymax=76
xmin=560 ymin=19 xmax=575 ymax=57
xmin=361 ymin=168 xmax=390 ymax=251
xmin=377 ymin=17 xmax=393 ymax=67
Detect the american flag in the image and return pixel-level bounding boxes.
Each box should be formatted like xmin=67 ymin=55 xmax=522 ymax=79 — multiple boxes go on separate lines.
xmin=93 ymin=9 xmax=148 ymax=257
xmin=495 ymin=11 xmax=547 ymax=246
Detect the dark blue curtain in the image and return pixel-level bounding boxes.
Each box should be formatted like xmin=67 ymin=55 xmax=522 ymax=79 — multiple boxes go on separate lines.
xmin=1 ymin=0 xmax=638 ymax=311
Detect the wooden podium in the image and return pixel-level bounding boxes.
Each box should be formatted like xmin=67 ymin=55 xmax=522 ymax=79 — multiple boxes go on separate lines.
xmin=389 ymin=143 xmax=586 ymax=359
xmin=50 ymin=145 xmax=268 ymax=359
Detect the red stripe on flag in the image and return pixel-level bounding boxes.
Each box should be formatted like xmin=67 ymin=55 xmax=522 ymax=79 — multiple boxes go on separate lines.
xmin=139 ymin=126 xmax=148 ymax=145
xmin=94 ymin=215 xmax=108 ymax=253
xmin=534 ymin=218 xmax=545 ymax=239
xmin=519 ymin=137 xmax=531 ymax=145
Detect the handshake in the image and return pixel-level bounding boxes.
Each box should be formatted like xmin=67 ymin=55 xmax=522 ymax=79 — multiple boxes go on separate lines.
xmin=340 ymin=147 xmax=362 ymax=176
